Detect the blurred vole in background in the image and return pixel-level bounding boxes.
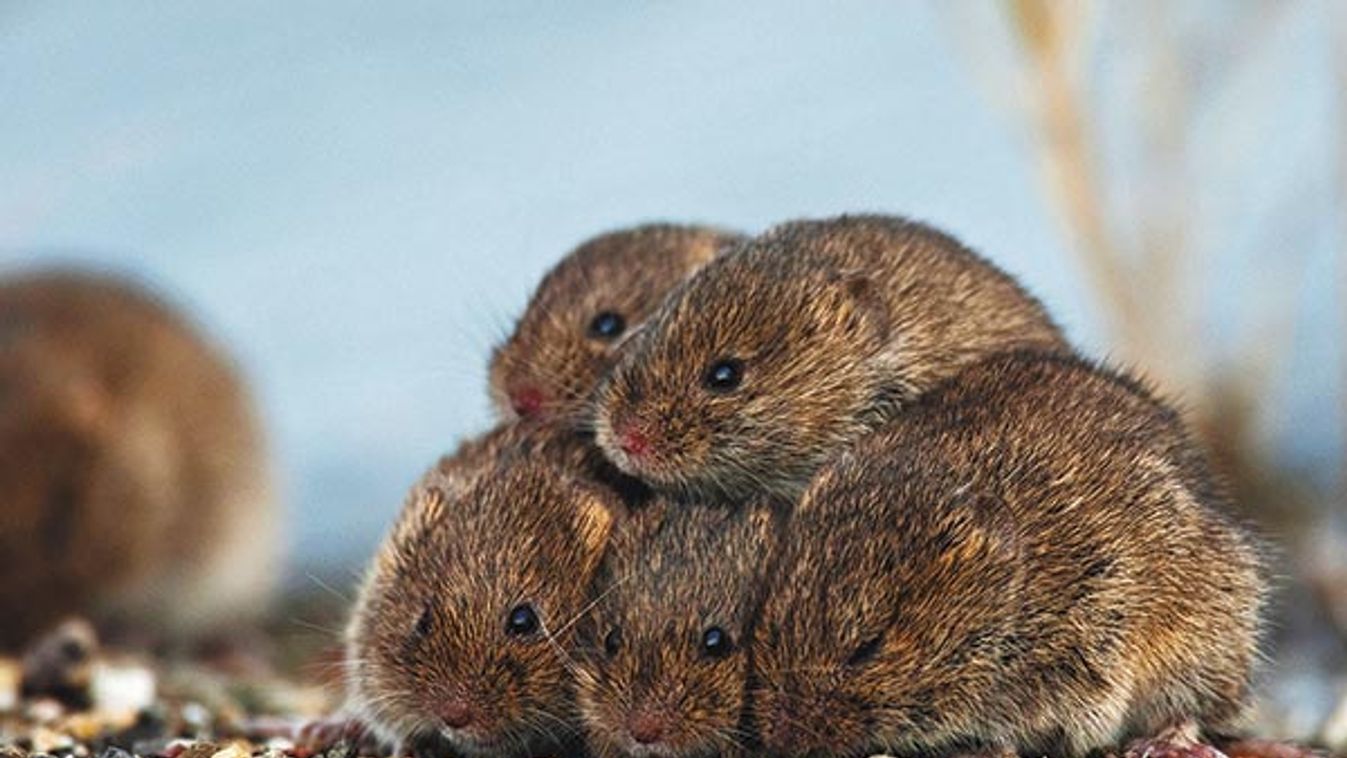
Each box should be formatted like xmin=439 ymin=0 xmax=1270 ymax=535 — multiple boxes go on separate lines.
xmin=0 ymin=270 xmax=277 ymax=650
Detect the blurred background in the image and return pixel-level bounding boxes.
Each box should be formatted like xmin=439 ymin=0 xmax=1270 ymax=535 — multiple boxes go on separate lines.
xmin=1 ymin=0 xmax=1343 ymax=743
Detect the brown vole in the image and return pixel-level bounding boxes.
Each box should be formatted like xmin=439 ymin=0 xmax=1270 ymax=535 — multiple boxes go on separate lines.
xmin=751 ymin=351 xmax=1267 ymax=758
xmin=592 ymin=214 xmax=1067 ymax=501
xmin=574 ymin=499 xmax=783 ymax=758
xmin=343 ymin=423 xmax=620 ymax=757
xmin=490 ymin=223 xmax=744 ymax=426
xmin=0 ymin=270 xmax=276 ymax=649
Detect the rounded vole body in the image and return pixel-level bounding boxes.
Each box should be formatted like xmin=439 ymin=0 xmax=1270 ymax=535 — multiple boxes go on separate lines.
xmin=0 ymin=270 xmax=276 ymax=649
xmin=344 ymin=422 xmax=620 ymax=757
xmin=751 ymin=351 xmax=1267 ymax=758
xmin=575 ymin=499 xmax=782 ymax=758
xmin=593 ymin=214 xmax=1068 ymax=501
xmin=490 ymin=223 xmax=744 ymax=426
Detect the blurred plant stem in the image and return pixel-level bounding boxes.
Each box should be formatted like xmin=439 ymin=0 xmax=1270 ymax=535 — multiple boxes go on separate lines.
xmin=1336 ymin=0 xmax=1347 ymax=518
xmin=1005 ymin=0 xmax=1154 ymax=369
xmin=1000 ymin=0 xmax=1317 ymax=515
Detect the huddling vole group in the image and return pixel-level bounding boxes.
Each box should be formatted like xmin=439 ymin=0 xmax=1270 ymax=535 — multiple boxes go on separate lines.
xmin=342 ymin=216 xmax=1268 ymax=758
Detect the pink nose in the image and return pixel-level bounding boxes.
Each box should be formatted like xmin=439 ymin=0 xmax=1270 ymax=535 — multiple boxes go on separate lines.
xmin=628 ymin=711 xmax=666 ymax=744
xmin=509 ymin=387 xmax=545 ymax=418
xmin=440 ymin=698 xmax=474 ymax=729
xmin=618 ymin=427 xmax=651 ymax=458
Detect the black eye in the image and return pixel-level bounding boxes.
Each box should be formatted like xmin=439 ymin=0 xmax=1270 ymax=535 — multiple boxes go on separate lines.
xmin=701 ymin=626 xmax=733 ymax=659
xmin=604 ymin=627 xmax=623 ymax=657
xmin=506 ymin=603 xmax=540 ymax=637
xmin=588 ymin=311 xmax=626 ymax=340
xmin=702 ymin=358 xmax=743 ymax=392
xmin=413 ymin=603 xmax=434 ymax=639
xmin=847 ymin=635 xmax=883 ymax=666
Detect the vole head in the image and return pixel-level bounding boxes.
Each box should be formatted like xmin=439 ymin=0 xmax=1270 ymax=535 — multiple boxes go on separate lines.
xmin=594 ymin=245 xmax=889 ymax=501
xmin=345 ymin=450 xmax=618 ymax=757
xmin=575 ymin=501 xmax=781 ymax=757
xmin=490 ymin=224 xmax=741 ymax=427
xmin=751 ymin=453 xmax=1022 ymax=758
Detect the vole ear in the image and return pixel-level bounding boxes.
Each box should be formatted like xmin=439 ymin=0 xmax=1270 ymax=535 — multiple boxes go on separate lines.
xmin=377 ymin=482 xmax=449 ymax=574
xmin=572 ymin=483 xmax=619 ymax=556
xmin=622 ymin=497 xmax=670 ymax=539
xmin=742 ymin=500 xmax=787 ymax=546
xmin=828 ymin=269 xmax=890 ymax=343
xmin=390 ymin=482 xmax=450 ymax=543
xmin=947 ymin=491 xmax=1020 ymax=565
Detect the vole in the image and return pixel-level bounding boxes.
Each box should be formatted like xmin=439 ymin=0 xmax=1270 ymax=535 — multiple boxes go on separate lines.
xmin=343 ymin=423 xmax=620 ymax=758
xmin=750 ymin=351 xmax=1267 ymax=758
xmin=490 ymin=223 xmax=743 ymax=426
xmin=0 ymin=270 xmax=276 ymax=650
xmin=592 ymin=214 xmax=1067 ymax=501
xmin=574 ymin=499 xmax=783 ymax=758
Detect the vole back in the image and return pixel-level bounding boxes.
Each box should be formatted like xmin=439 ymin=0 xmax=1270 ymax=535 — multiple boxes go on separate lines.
xmin=752 ymin=351 xmax=1266 ymax=758
xmin=594 ymin=214 xmax=1067 ymax=501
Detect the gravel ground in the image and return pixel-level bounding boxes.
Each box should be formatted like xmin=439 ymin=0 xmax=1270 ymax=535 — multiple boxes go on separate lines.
xmin=0 ymin=620 xmax=350 ymax=758
xmin=2 ymin=618 xmax=1340 ymax=758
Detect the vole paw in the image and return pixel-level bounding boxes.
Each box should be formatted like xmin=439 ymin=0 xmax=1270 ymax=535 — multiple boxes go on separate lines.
xmin=294 ymin=716 xmax=368 ymax=750
xmin=1218 ymin=738 xmax=1323 ymax=758
xmin=945 ymin=746 xmax=1018 ymax=758
xmin=1124 ymin=721 xmax=1229 ymax=758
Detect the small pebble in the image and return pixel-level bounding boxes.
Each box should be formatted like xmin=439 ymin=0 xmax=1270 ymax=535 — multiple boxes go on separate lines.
xmin=62 ymin=714 xmax=102 ymax=742
xmin=28 ymin=729 xmax=72 ymax=755
xmin=95 ymin=747 xmax=132 ymax=758
xmin=180 ymin=703 xmax=212 ymax=735
xmin=114 ymin=706 xmax=168 ymax=752
xmin=23 ymin=702 xmax=62 ymax=727
xmin=90 ymin=665 xmax=155 ymax=719
xmin=1320 ymin=686 xmax=1347 ymax=752
xmin=0 ymin=659 xmax=21 ymax=713
xmin=175 ymin=742 xmax=219 ymax=758
xmin=129 ymin=738 xmax=173 ymax=758
xmin=208 ymin=743 xmax=249 ymax=758
xmin=20 ymin=621 xmax=97 ymax=712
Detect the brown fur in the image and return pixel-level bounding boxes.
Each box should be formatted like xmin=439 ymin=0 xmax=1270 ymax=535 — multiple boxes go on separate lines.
xmin=490 ymin=223 xmax=744 ymax=428
xmin=440 ymin=418 xmax=656 ymax=513
xmin=0 ymin=270 xmax=275 ymax=649
xmin=575 ymin=499 xmax=783 ymax=758
xmin=345 ymin=423 xmax=620 ymax=757
xmin=593 ymin=214 xmax=1067 ymax=501
xmin=751 ymin=351 xmax=1268 ymax=758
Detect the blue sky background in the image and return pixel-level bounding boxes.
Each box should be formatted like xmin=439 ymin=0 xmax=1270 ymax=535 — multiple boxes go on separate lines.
xmin=2 ymin=1 xmax=1340 ymax=579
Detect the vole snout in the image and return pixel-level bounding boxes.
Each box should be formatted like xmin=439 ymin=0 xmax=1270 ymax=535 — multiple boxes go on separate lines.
xmin=505 ymin=384 xmax=546 ymax=419
xmin=627 ymin=708 xmax=671 ymax=746
xmin=614 ymin=424 xmax=652 ymax=458
xmin=437 ymin=696 xmax=474 ymax=730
